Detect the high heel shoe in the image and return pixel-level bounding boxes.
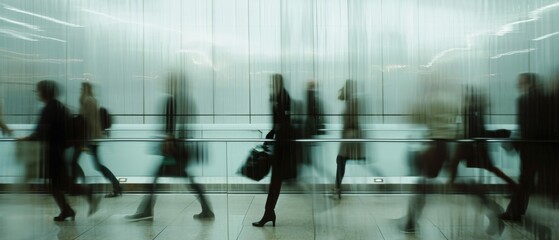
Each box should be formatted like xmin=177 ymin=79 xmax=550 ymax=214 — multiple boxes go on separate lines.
xmin=252 ymin=211 xmax=276 ymax=227
xmin=53 ymin=209 xmax=76 ymax=222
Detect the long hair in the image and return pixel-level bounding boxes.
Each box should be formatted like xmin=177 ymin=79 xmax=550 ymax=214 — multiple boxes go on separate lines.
xmin=270 ymin=74 xmax=284 ymax=102
xmin=80 ymin=82 xmax=94 ymax=104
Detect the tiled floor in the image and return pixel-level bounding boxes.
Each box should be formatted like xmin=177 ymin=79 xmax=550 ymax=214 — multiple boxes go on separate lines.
xmin=0 ymin=193 xmax=555 ymax=239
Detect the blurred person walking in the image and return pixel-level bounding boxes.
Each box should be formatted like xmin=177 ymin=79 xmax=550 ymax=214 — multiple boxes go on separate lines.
xmin=447 ymin=86 xmax=517 ymax=188
xmin=70 ymin=82 xmax=121 ymax=197
xmin=19 ymin=80 xmax=98 ymax=221
xmin=302 ymin=80 xmax=329 ymax=179
xmin=403 ymin=76 xmax=460 ymax=233
xmin=252 ymin=74 xmax=295 ymax=227
xmin=499 ymin=73 xmax=548 ymax=222
xmin=125 ymin=71 xmax=214 ymax=221
xmin=332 ymin=79 xmax=365 ymax=199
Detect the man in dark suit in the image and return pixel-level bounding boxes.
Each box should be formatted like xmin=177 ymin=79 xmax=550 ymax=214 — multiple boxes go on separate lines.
xmin=500 ymin=73 xmax=548 ymax=221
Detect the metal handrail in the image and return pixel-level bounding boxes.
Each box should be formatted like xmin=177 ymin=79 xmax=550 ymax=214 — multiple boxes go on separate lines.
xmin=1 ymin=137 xmax=558 ymax=143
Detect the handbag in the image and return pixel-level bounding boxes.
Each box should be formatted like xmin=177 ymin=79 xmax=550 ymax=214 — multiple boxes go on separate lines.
xmin=238 ymin=144 xmax=272 ymax=181
xmin=159 ymin=139 xmax=188 ymax=177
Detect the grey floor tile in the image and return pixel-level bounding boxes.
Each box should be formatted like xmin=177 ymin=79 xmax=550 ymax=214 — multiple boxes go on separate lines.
xmin=438 ymin=226 xmax=527 ymax=240
xmin=74 ymin=225 xmax=166 ymax=240
xmin=154 ymin=225 xmax=228 ymax=240
xmin=315 ymin=225 xmax=384 ymax=240
xmin=237 ymin=226 xmax=314 ymax=240
xmin=2 ymin=193 xmax=556 ymax=239
xmin=376 ymin=218 xmax=447 ymax=240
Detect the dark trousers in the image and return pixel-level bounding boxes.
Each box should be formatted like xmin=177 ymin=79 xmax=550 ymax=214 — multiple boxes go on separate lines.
xmin=265 ymin=164 xmax=283 ymax=212
xmin=407 ymin=141 xmax=503 ymax=226
xmin=71 ymin=143 xmax=120 ymax=192
xmin=407 ymin=141 xmax=449 ymax=224
xmin=505 ymin=146 xmax=543 ymax=216
xmin=335 ymin=156 xmax=348 ymax=189
xmin=135 ymin=159 xmax=212 ymax=215
xmin=50 ymin=148 xmax=91 ymax=213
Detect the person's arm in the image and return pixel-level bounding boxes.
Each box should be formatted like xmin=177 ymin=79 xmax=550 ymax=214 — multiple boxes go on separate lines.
xmin=0 ymin=100 xmax=12 ymax=135
xmin=20 ymin=104 xmax=50 ymax=141
xmin=0 ymin=119 xmax=11 ymax=135
xmin=447 ymin=153 xmax=461 ymax=184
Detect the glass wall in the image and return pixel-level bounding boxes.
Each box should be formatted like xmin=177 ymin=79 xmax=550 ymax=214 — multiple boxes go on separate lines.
xmin=1 ymin=0 xmax=558 ymax=124
xmin=1 ymin=0 xmax=558 ymax=181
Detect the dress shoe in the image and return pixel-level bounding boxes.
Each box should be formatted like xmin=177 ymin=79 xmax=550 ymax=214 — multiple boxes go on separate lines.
xmin=54 ymin=209 xmax=76 ymax=222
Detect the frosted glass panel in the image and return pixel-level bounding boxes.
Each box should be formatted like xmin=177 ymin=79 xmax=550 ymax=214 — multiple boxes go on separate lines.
xmin=3 ymin=0 xmax=559 ymax=123
xmin=213 ymin=0 xmax=250 ymax=124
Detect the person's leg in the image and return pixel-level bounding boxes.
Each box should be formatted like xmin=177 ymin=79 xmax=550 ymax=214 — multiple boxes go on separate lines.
xmin=51 ymin=177 xmax=75 ymax=221
xmin=70 ymin=145 xmax=85 ymax=183
xmin=487 ymin=165 xmax=517 ymax=188
xmin=253 ymin=160 xmax=282 ymax=227
xmin=404 ymin=177 xmax=426 ymax=233
xmin=89 ymin=144 xmax=121 ymax=195
xmin=404 ymin=141 xmax=448 ymax=233
xmin=265 ymin=170 xmax=282 ymax=209
xmin=447 ymin=144 xmax=464 ymax=184
xmin=335 ymin=156 xmax=347 ymax=189
xmin=126 ymin=161 xmax=165 ymax=221
xmin=503 ymin=149 xmax=537 ymax=220
xmin=52 ymin=188 xmax=75 ymax=221
xmin=50 ymin=148 xmax=76 ymax=221
xmin=474 ymin=142 xmax=517 ymax=189
xmin=452 ymin=181 xmax=505 ymax=235
xmin=68 ymin=146 xmax=87 ymax=197
xmin=188 ymin=174 xmax=214 ymax=219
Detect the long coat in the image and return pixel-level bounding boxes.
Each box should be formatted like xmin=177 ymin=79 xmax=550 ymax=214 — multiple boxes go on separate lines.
xmin=339 ymin=97 xmax=365 ymax=159
xmin=29 ymin=99 xmax=71 ymax=187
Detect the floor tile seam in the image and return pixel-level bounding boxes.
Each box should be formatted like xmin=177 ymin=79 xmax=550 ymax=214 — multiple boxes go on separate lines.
xmin=72 ymin=225 xmax=95 ymax=240
xmin=431 ymin=219 xmax=450 ymax=240
xmin=236 ymin=194 xmax=255 ymax=240
xmin=374 ymin=223 xmax=386 ymax=240
xmin=168 ymin=197 xmax=197 ymax=223
xmin=91 ymin=213 xmax=118 ymax=228
xmin=357 ymin=195 xmax=383 ymax=226
xmin=92 ymin=195 xmax=140 ymax=227
xmin=151 ymin=225 xmax=168 ymax=240
xmin=426 ymin=217 xmax=451 ymax=239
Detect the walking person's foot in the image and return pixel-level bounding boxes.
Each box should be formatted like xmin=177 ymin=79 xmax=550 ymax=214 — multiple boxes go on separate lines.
xmin=125 ymin=212 xmax=153 ymax=222
xmin=104 ymin=191 xmax=122 ymax=198
xmin=193 ymin=211 xmax=215 ymax=220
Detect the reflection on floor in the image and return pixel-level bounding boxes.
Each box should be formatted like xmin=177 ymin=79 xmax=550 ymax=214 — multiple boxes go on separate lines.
xmin=0 ymin=193 xmax=555 ymax=239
